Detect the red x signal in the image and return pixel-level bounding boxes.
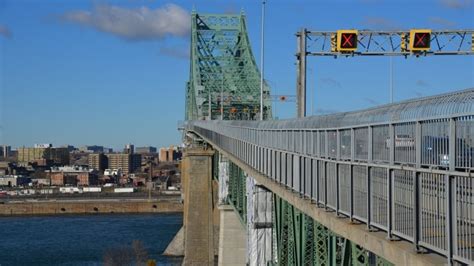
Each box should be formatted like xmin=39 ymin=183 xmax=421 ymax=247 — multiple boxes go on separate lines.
xmin=342 ymin=34 xmax=353 ymax=47
xmin=409 ymin=29 xmax=431 ymax=51
xmin=415 ymin=33 xmax=426 ymax=46
xmin=337 ymin=30 xmax=358 ymax=52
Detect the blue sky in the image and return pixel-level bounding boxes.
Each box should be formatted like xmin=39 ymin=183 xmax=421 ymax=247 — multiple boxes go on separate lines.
xmin=0 ymin=0 xmax=473 ymax=150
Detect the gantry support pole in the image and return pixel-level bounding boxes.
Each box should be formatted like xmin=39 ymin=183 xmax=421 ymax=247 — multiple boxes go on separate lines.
xmin=296 ymin=28 xmax=307 ymax=118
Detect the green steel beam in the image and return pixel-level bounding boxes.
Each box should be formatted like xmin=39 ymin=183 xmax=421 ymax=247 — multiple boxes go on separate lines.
xmin=274 ymin=194 xmax=394 ymax=266
xmin=186 ymin=11 xmax=272 ymax=121
xmin=224 ymin=162 xmax=394 ymax=265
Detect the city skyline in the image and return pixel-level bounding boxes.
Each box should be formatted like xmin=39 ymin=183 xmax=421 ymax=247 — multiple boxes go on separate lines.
xmin=0 ymin=0 xmax=473 ymax=149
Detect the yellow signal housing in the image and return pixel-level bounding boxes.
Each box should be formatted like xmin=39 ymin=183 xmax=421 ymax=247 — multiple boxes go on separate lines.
xmin=331 ymin=33 xmax=337 ymax=52
xmin=471 ymin=33 xmax=474 ymax=51
xmin=336 ymin=30 xmax=358 ymax=52
xmin=409 ymin=29 xmax=432 ymax=52
xmin=401 ymin=33 xmax=407 ymax=52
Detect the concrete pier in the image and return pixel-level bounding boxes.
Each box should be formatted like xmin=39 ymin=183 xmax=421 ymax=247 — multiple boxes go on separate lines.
xmin=182 ymin=148 xmax=215 ymax=265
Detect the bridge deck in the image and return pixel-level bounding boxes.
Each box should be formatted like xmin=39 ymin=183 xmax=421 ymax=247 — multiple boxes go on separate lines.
xmin=202 ymin=134 xmax=447 ymax=265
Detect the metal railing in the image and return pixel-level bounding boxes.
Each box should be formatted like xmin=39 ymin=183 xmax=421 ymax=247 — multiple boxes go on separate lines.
xmin=186 ymin=88 xmax=474 ymax=264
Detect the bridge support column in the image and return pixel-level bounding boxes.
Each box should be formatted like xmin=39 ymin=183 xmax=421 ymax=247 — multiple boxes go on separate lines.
xmin=182 ymin=147 xmax=215 ymax=265
xmin=246 ymin=175 xmax=273 ymax=266
xmin=218 ymin=205 xmax=247 ymax=265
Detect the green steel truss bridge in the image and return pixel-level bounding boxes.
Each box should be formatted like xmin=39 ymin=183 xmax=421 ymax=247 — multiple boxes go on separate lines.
xmin=185 ymin=11 xmax=271 ymax=121
xmin=182 ymin=12 xmax=474 ymax=266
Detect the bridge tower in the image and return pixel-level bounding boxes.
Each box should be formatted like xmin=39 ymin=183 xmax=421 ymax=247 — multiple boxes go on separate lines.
xmin=180 ymin=10 xmax=275 ymax=266
xmin=185 ymin=11 xmax=272 ymax=121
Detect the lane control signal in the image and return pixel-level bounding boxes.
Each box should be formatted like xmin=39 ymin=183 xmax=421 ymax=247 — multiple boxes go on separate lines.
xmin=409 ymin=29 xmax=431 ymax=51
xmin=337 ymin=30 xmax=358 ymax=52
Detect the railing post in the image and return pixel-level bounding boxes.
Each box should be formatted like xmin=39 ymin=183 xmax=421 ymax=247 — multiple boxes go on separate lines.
xmin=316 ymin=131 xmax=321 ymax=157
xmin=389 ymin=124 xmax=395 ymax=165
xmin=446 ymin=174 xmax=453 ymax=265
xmin=350 ymin=128 xmax=355 ymax=222
xmin=336 ymin=162 xmax=340 ymax=216
xmin=446 ymin=118 xmax=456 ymax=264
xmin=324 ymin=161 xmax=328 ymax=209
xmin=316 ymin=159 xmax=320 ymax=204
xmin=387 ymin=168 xmax=393 ymax=240
xmin=336 ymin=130 xmax=341 ymax=160
xmin=449 ymin=118 xmax=456 ymax=170
xmin=414 ymin=121 xmax=422 ymax=252
xmin=368 ymin=126 xmax=373 ymax=162
xmin=350 ymin=164 xmax=354 ymax=223
xmin=367 ymin=126 xmax=373 ymax=231
xmin=414 ymin=171 xmax=421 ymax=252
xmin=336 ymin=130 xmax=341 ymax=215
xmin=325 ymin=130 xmax=329 ymax=158
xmin=367 ymin=166 xmax=372 ymax=231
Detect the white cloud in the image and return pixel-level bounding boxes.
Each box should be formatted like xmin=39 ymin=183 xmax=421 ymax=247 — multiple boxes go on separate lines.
xmin=416 ymin=80 xmax=430 ymax=87
xmin=0 ymin=25 xmax=12 ymax=38
xmin=314 ymin=108 xmax=338 ymax=115
xmin=159 ymin=46 xmax=189 ymax=59
xmin=59 ymin=3 xmax=190 ymax=41
xmin=320 ymin=77 xmax=342 ymax=88
xmin=440 ymin=0 xmax=472 ymax=9
xmin=361 ymin=16 xmax=401 ymax=30
xmin=364 ymin=97 xmax=379 ymax=105
xmin=428 ymin=17 xmax=456 ymax=28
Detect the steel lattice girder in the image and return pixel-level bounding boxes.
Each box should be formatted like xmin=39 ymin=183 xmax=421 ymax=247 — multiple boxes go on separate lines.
xmin=274 ymin=195 xmax=393 ymax=266
xmin=304 ymin=30 xmax=474 ymax=56
xmin=228 ymin=161 xmax=247 ymax=223
xmin=186 ymin=11 xmax=272 ymax=121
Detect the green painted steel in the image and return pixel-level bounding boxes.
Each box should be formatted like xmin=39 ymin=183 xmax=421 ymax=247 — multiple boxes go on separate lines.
xmin=189 ymin=11 xmax=395 ymax=265
xmin=274 ymin=195 xmax=394 ymax=266
xmin=228 ymin=161 xmax=247 ymax=223
xmin=186 ymin=11 xmax=272 ymax=121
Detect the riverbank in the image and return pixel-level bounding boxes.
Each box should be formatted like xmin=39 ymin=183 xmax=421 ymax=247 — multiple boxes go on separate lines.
xmin=0 ymin=198 xmax=183 ymax=216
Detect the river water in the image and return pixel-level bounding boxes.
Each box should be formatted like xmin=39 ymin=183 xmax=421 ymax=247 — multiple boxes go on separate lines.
xmin=0 ymin=213 xmax=183 ymax=265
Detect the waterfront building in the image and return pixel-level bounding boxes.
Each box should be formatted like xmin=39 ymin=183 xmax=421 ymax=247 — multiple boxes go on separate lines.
xmin=0 ymin=145 xmax=11 ymax=158
xmin=48 ymin=166 xmax=97 ymax=186
xmin=136 ymin=146 xmax=157 ymax=154
xmin=18 ymin=146 xmax=69 ymax=166
xmin=88 ymin=153 xmax=108 ymax=171
xmin=105 ymin=153 xmax=141 ymax=175
xmin=0 ymin=175 xmax=30 ymax=187
xmin=79 ymin=145 xmax=104 ymax=153
xmin=124 ymin=144 xmax=134 ymax=154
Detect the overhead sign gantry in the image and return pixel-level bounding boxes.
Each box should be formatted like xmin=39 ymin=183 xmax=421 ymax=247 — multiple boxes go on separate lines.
xmin=296 ymin=29 xmax=474 ymax=117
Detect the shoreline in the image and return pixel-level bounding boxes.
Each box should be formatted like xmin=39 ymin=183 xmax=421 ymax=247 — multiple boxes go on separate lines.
xmin=0 ymin=198 xmax=183 ymax=216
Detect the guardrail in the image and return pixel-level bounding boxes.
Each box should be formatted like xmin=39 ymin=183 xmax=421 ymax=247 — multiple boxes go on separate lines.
xmin=186 ymin=89 xmax=474 ymax=264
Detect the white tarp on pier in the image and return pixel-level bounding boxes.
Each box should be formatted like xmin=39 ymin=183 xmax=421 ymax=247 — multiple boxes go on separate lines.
xmin=246 ymin=175 xmax=273 ymax=266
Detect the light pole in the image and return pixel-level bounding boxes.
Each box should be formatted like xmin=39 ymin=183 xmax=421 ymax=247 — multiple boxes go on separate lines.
xmin=390 ymin=56 xmax=394 ymax=103
xmin=221 ymin=75 xmax=224 ymax=120
xmin=308 ymin=66 xmax=314 ymax=115
xmin=259 ymin=0 xmax=266 ymax=121
xmin=208 ymin=87 xmax=212 ymax=120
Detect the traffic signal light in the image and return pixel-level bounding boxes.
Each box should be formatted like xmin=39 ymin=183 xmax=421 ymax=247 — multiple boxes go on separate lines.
xmin=409 ymin=29 xmax=431 ymax=51
xmin=337 ymin=30 xmax=358 ymax=52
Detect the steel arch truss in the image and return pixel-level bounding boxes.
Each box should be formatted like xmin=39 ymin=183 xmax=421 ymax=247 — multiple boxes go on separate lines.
xmin=186 ymin=12 xmax=272 ymax=121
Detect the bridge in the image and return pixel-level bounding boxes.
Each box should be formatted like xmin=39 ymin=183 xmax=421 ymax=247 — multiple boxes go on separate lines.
xmin=175 ymin=11 xmax=474 ymax=266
